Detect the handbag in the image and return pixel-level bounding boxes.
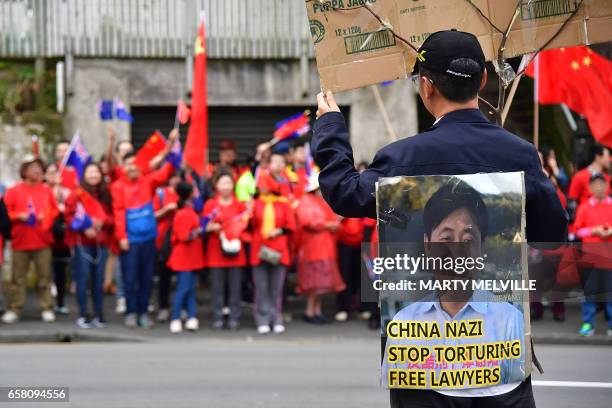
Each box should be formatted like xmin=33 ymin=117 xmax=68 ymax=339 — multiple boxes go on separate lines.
xmin=258 ymin=244 xmax=281 ymax=265
xmin=220 ymin=231 xmax=241 ymax=257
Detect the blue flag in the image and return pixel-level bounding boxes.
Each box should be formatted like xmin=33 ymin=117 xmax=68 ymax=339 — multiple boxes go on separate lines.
xmin=70 ymin=202 xmax=93 ymax=232
xmin=99 ymin=100 xmax=114 ymax=121
xmin=63 ymin=133 xmax=92 ymax=180
xmin=114 ymin=98 xmax=134 ymax=123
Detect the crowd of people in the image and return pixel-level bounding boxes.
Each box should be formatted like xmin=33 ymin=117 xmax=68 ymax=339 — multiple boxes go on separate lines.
xmin=0 ymin=126 xmax=609 ymax=337
xmin=535 ymin=143 xmax=612 ymax=336
xmin=0 ymin=128 xmax=378 ymax=334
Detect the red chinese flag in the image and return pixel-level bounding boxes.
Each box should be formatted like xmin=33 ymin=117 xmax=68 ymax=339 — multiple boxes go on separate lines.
xmin=77 ymin=188 xmax=108 ymax=221
xmin=525 ymin=46 xmax=612 ymax=147
xmin=135 ymin=131 xmax=167 ymax=171
xmin=185 ymin=19 xmax=208 ymax=176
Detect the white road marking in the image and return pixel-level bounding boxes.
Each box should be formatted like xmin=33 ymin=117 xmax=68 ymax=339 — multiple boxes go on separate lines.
xmin=533 ymin=380 xmax=612 ymax=389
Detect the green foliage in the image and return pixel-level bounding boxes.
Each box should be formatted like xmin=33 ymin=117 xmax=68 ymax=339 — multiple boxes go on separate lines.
xmin=0 ymin=61 xmax=62 ymax=144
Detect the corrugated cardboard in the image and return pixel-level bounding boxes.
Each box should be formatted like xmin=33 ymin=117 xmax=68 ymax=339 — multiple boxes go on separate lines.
xmin=306 ymin=0 xmax=612 ymax=92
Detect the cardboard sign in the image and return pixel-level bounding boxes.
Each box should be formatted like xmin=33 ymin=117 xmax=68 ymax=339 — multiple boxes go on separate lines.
xmin=306 ymin=0 xmax=612 ymax=92
xmin=375 ymin=173 xmax=532 ymax=390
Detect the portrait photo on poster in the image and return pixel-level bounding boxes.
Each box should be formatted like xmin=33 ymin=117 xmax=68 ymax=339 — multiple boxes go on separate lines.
xmin=375 ymin=172 xmax=533 ymax=392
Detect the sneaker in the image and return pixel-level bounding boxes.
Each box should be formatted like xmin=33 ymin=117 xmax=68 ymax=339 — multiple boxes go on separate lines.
xmin=257 ymin=325 xmax=271 ymax=335
xmin=115 ymin=297 xmax=127 ymax=315
xmin=1 ymin=310 xmax=19 ymax=324
xmin=54 ymin=306 xmax=70 ymax=316
xmin=91 ymin=317 xmax=106 ymax=328
xmin=185 ymin=317 xmax=199 ymax=331
xmin=273 ymin=324 xmax=285 ymax=334
xmin=334 ymin=311 xmax=348 ymax=322
xmin=579 ymin=323 xmax=595 ymax=337
xmin=76 ymin=317 xmax=92 ymax=329
xmin=138 ymin=314 xmax=154 ymax=329
xmin=156 ymin=309 xmax=169 ymax=323
xmin=169 ymin=319 xmax=182 ymax=333
xmin=359 ymin=311 xmax=372 ymax=320
xmin=124 ymin=313 xmax=138 ymax=328
xmin=607 ymin=328 xmax=612 ymax=337
xmin=41 ymin=310 xmax=56 ymax=323
xmin=212 ymin=320 xmax=224 ymax=330
xmin=228 ymin=320 xmax=240 ymax=330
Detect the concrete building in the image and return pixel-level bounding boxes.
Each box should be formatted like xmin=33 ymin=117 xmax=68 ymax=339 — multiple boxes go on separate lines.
xmin=0 ymin=0 xmax=418 ymax=165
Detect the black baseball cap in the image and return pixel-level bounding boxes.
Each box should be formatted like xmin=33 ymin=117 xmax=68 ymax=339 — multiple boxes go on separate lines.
xmin=590 ymin=172 xmax=607 ymax=183
xmin=411 ymin=29 xmax=486 ymax=78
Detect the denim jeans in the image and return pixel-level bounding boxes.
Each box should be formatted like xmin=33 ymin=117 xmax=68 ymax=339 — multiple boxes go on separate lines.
xmin=73 ymin=245 xmax=108 ymax=319
xmin=581 ymin=268 xmax=612 ymax=328
xmin=171 ymin=271 xmax=197 ymax=321
xmin=120 ymin=240 xmax=157 ymax=316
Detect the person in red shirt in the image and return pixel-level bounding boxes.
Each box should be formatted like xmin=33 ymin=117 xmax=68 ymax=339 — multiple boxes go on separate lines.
xmin=2 ymin=155 xmax=59 ymax=324
xmin=203 ymin=171 xmax=248 ymax=330
xmin=152 ymin=174 xmax=180 ymax=322
xmin=44 ymin=162 xmax=73 ymax=316
xmin=111 ymin=129 xmax=178 ymax=329
xmin=567 ymin=144 xmax=610 ymax=209
xmin=65 ymin=163 xmax=114 ymax=329
xmin=167 ymin=182 xmax=206 ymax=334
xmin=251 ymin=156 xmax=296 ymax=335
xmin=573 ymin=173 xmax=612 ymax=337
xmin=295 ymin=172 xmax=345 ymax=324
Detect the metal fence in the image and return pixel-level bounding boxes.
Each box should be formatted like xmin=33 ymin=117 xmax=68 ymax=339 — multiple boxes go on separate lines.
xmin=0 ymin=0 xmax=314 ymax=59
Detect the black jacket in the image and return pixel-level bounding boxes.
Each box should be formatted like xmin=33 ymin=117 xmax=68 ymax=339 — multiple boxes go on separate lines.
xmin=312 ymin=109 xmax=567 ymax=243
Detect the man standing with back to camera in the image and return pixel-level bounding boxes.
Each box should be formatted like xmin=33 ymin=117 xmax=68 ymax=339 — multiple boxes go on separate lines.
xmin=312 ymin=30 xmax=567 ymax=407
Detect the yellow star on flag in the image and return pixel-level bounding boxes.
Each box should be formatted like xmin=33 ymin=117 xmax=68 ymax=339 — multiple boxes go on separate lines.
xmin=570 ymin=60 xmax=580 ymax=70
xmin=583 ymin=56 xmax=591 ymax=67
xmin=195 ymin=37 xmax=206 ymax=56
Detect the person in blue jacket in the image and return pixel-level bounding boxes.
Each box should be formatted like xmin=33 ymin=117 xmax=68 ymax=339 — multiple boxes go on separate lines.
xmin=312 ymin=29 xmax=567 ymax=408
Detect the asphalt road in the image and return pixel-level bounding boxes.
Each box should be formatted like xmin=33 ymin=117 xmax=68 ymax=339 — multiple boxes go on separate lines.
xmin=0 ymin=338 xmax=610 ymax=408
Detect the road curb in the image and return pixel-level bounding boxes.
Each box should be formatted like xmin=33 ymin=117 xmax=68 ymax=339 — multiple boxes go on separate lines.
xmin=532 ymin=333 xmax=612 ymax=346
xmin=0 ymin=330 xmax=148 ymax=344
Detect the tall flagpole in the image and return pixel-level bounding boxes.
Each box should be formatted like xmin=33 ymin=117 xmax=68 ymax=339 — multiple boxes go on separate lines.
xmin=533 ymin=54 xmax=540 ymax=150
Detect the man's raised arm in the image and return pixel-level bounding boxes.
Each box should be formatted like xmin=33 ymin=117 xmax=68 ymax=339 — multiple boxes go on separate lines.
xmin=312 ymin=91 xmax=391 ymax=219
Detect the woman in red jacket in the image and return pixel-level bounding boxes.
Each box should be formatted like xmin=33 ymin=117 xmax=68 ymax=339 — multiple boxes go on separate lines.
xmin=2 ymin=155 xmax=58 ymax=324
xmin=250 ymin=154 xmax=296 ymax=335
xmin=65 ymin=163 xmax=114 ymax=328
xmin=295 ymin=173 xmax=345 ymax=324
xmin=203 ymin=171 xmax=248 ymax=330
xmin=168 ymin=182 xmax=206 ymax=334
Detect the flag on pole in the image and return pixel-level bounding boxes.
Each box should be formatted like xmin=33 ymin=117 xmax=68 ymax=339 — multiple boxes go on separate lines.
xmin=525 ymin=46 xmax=612 ymax=147
xmin=114 ymin=98 xmax=134 ymax=123
xmin=135 ymin=131 xmax=168 ymax=172
xmin=98 ymin=100 xmax=114 ymax=121
xmin=165 ymin=139 xmax=183 ymax=170
xmin=185 ymin=14 xmax=209 ymax=176
xmin=62 ymin=133 xmax=92 ymax=181
xmin=272 ymin=112 xmax=311 ymax=143
xmin=177 ymin=99 xmax=191 ymax=125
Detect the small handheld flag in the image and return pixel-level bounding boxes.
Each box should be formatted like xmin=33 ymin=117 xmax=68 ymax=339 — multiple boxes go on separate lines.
xmin=98 ymin=100 xmax=114 ymax=121
xmin=26 ymin=198 xmax=37 ymax=226
xmin=176 ymin=99 xmax=191 ymax=126
xmin=135 ymin=131 xmax=168 ymax=171
xmin=271 ymin=112 xmax=311 ymax=144
xmin=70 ymin=202 xmax=93 ymax=232
xmin=62 ymin=133 xmax=92 ymax=181
xmin=114 ymin=98 xmax=134 ymax=123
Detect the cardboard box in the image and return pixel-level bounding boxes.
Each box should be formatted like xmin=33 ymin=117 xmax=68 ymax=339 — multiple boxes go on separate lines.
xmin=306 ymin=0 xmax=612 ymax=92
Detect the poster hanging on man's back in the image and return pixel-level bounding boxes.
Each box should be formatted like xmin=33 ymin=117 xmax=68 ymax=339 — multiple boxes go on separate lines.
xmin=375 ymin=172 xmax=532 ymax=391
